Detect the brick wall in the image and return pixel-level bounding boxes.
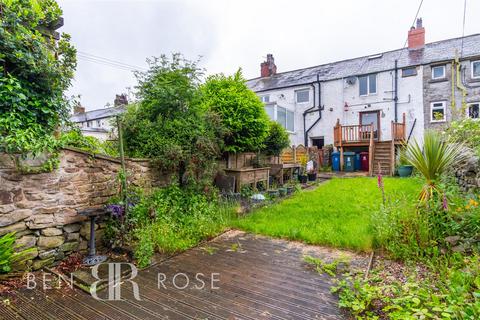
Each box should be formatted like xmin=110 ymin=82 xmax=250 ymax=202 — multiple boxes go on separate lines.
xmin=0 ymin=148 xmax=168 ymax=271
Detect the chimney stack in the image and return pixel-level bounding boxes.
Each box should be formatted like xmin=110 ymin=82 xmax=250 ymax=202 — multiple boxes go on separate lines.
xmin=260 ymin=54 xmax=277 ymax=77
xmin=408 ymin=18 xmax=425 ymax=50
xmin=114 ymin=94 xmax=128 ymax=107
xmin=73 ymin=103 xmax=85 ymax=114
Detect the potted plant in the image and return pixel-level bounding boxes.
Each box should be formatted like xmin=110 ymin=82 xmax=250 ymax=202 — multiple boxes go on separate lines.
xmin=298 ymin=155 xmax=308 ymax=183
xmin=286 ymin=184 xmax=295 ymax=195
xmin=307 ymin=159 xmax=318 ymax=181
xmin=397 ymin=145 xmax=413 ymax=177
xmin=278 ymin=187 xmax=287 ymax=197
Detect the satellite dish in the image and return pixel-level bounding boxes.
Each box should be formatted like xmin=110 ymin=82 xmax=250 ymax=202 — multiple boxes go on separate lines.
xmin=346 ymin=76 xmax=356 ymax=85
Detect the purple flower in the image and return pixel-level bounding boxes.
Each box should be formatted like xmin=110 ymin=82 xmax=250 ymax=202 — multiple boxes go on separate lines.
xmin=377 ymin=173 xmax=383 ymax=189
xmin=442 ymin=194 xmax=449 ymax=211
xmin=106 ymin=204 xmax=125 ymax=218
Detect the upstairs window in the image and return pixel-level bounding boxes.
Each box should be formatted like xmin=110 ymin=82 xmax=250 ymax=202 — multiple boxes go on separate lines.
xmin=472 ymin=61 xmax=480 ymax=79
xmin=359 ymin=74 xmax=377 ymax=96
xmin=432 ymin=65 xmax=446 ymax=80
xmin=96 ymin=120 xmax=102 ymax=127
xmin=430 ymin=101 xmax=446 ymax=122
xmin=265 ymin=104 xmax=274 ymax=119
xmin=402 ymin=67 xmax=417 ymax=77
xmin=260 ymin=95 xmax=270 ymax=103
xmin=468 ymin=103 xmax=479 ymax=119
xmin=295 ymin=89 xmax=309 ymax=103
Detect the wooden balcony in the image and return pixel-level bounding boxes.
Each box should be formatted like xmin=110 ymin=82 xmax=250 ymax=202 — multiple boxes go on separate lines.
xmin=333 ymin=113 xmax=406 ymax=147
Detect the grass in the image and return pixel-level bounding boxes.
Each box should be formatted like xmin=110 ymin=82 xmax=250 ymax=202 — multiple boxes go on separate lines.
xmin=232 ymin=177 xmax=422 ymax=252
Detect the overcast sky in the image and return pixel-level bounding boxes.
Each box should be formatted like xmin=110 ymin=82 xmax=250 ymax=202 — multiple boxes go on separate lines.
xmin=58 ymin=0 xmax=480 ymax=110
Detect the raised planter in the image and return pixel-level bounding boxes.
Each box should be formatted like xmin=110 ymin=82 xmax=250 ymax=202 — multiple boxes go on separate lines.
xmin=267 ymin=190 xmax=279 ymax=198
xmin=398 ymin=165 xmax=413 ymax=177
xmin=286 ymin=186 xmax=295 ymax=195
xmin=278 ymin=187 xmax=287 ymax=197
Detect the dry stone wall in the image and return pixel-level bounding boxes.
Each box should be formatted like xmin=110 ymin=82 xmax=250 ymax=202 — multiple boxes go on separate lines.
xmin=0 ymin=148 xmax=167 ymax=271
xmin=455 ymin=154 xmax=480 ymax=193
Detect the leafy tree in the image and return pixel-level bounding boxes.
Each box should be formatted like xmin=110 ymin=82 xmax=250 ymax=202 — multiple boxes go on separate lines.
xmin=122 ymin=54 xmax=223 ymax=187
xmin=200 ymin=70 xmax=269 ymax=153
xmin=263 ymin=120 xmax=290 ymax=156
xmin=0 ymin=0 xmax=76 ymax=156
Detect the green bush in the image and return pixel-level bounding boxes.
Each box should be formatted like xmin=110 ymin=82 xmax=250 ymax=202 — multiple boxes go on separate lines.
xmin=106 ymin=185 xmax=236 ymax=268
xmin=0 ymin=0 xmax=76 ymax=156
xmin=122 ymin=54 xmax=222 ymax=187
xmin=263 ymin=121 xmax=290 ymax=156
xmin=446 ymin=118 xmax=480 ymax=156
xmin=59 ymin=129 xmax=118 ymax=157
xmin=200 ymin=70 xmax=270 ymax=153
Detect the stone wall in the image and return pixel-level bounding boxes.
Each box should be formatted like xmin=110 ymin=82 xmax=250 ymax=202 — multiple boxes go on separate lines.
xmin=0 ymin=148 xmax=168 ymax=271
xmin=455 ymin=154 xmax=480 ymax=193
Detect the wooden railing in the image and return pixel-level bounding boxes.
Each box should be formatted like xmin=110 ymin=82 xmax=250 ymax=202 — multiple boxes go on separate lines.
xmin=334 ymin=120 xmax=374 ymax=146
xmin=391 ymin=113 xmax=406 ymax=141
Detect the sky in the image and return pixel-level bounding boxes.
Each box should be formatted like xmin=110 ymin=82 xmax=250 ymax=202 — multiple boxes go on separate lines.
xmin=58 ymin=0 xmax=480 ymax=111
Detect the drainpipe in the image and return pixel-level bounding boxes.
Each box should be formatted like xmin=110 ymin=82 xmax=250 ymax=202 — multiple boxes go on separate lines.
xmin=303 ymin=74 xmax=323 ymax=146
xmin=394 ymin=60 xmax=398 ymax=122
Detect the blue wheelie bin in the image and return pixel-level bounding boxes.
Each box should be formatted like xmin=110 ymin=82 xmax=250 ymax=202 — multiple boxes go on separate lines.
xmin=343 ymin=152 xmax=355 ymax=172
xmin=332 ymin=152 xmax=340 ymax=171
xmin=354 ymin=153 xmax=361 ymax=171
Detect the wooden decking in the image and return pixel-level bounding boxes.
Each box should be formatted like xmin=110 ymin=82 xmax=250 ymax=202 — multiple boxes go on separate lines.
xmin=1 ymin=231 xmax=368 ymax=319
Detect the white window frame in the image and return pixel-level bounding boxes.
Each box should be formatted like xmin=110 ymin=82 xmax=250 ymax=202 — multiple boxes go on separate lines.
xmin=295 ymin=89 xmax=310 ymax=104
xmin=430 ymin=101 xmax=447 ymax=123
xmin=472 ymin=61 xmax=480 ymax=79
xmin=260 ymin=95 xmax=270 ymax=103
xmin=265 ymin=105 xmax=295 ymax=132
xmin=358 ymin=74 xmax=377 ymax=96
xmin=431 ymin=65 xmax=446 ymax=80
xmin=467 ymin=103 xmax=479 ymax=120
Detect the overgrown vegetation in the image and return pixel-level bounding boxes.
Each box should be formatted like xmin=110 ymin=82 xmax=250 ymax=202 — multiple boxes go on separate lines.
xmin=263 ymin=120 xmax=290 ymax=156
xmin=122 ymin=54 xmax=223 ymax=188
xmin=446 ymin=118 xmax=480 ymax=156
xmin=105 ymin=185 xmax=236 ymax=268
xmin=0 ymin=0 xmax=76 ymax=158
xmin=331 ymin=131 xmax=480 ymax=319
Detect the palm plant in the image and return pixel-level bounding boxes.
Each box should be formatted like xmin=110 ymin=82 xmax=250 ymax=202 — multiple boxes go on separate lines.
xmin=404 ymin=130 xmax=466 ymax=203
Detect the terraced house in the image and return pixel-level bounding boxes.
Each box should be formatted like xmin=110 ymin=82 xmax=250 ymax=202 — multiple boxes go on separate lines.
xmin=247 ymin=19 xmax=480 ymax=174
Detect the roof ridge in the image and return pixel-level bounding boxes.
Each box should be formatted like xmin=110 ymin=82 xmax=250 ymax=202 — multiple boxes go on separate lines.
xmin=247 ymin=33 xmax=480 ymax=82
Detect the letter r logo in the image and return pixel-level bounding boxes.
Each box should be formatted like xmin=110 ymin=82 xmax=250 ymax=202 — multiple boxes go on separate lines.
xmin=90 ymin=263 xmax=141 ymax=301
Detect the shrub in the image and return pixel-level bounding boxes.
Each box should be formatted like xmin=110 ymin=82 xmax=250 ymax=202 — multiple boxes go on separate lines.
xmin=263 ymin=121 xmax=290 ymax=156
xmin=200 ymin=70 xmax=270 ymax=153
xmin=0 ymin=232 xmax=16 ymax=273
xmin=446 ymin=118 xmax=480 ymax=156
xmin=106 ymin=185 xmax=236 ymax=268
xmin=404 ymin=130 xmax=466 ymax=203
xmin=59 ymin=129 xmax=118 ymax=156
xmin=122 ymin=55 xmax=222 ymax=188
xmin=0 ymin=0 xmax=76 ymax=156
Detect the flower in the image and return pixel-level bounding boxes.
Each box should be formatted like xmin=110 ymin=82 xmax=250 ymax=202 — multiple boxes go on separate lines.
xmin=106 ymin=204 xmax=125 ymax=218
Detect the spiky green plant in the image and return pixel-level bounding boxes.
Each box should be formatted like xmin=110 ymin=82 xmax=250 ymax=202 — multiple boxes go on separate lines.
xmin=404 ymin=131 xmax=466 ymax=203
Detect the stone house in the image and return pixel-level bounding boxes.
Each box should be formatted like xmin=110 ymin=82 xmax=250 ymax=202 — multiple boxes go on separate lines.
xmin=247 ymin=19 xmax=480 ymax=174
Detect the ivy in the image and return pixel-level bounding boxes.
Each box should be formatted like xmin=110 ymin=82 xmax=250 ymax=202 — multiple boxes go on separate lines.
xmin=0 ymin=0 xmax=76 ymax=170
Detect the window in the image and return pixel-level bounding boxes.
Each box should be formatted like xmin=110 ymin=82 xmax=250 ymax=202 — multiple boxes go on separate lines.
xmin=260 ymin=95 xmax=270 ymax=103
xmin=431 ymin=65 xmax=446 ymax=80
xmin=359 ymin=74 xmax=377 ymax=96
xmin=468 ymin=103 xmax=479 ymax=119
xmin=265 ymin=105 xmax=294 ymax=131
xmin=96 ymin=120 xmax=101 ymax=127
xmin=265 ymin=104 xmax=274 ymax=119
xmin=295 ymin=89 xmax=309 ymax=103
xmin=402 ymin=67 xmax=417 ymax=77
xmin=472 ymin=61 xmax=480 ymax=79
xmin=430 ymin=102 xmax=446 ymax=122
xmin=86 ymin=121 xmax=90 ymax=128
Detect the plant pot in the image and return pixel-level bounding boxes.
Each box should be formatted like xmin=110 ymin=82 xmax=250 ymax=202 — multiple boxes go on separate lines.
xmin=298 ymin=175 xmax=308 ymax=184
xmin=286 ymin=186 xmax=295 ymax=195
xmin=397 ymin=165 xmax=413 ymax=177
xmin=278 ymin=187 xmax=287 ymax=197
xmin=267 ymin=190 xmax=279 ymax=198
xmin=307 ymin=173 xmax=317 ymax=181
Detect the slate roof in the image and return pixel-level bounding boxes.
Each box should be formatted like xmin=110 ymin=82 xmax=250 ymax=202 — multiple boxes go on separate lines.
xmin=247 ymin=34 xmax=480 ymax=92
xmin=70 ymin=106 xmax=126 ymax=123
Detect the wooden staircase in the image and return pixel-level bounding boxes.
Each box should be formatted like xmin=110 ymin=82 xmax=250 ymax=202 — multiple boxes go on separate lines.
xmin=372 ymin=141 xmax=393 ymax=175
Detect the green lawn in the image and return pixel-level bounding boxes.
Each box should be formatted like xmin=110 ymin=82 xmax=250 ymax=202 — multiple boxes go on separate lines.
xmin=232 ymin=177 xmax=422 ymax=252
